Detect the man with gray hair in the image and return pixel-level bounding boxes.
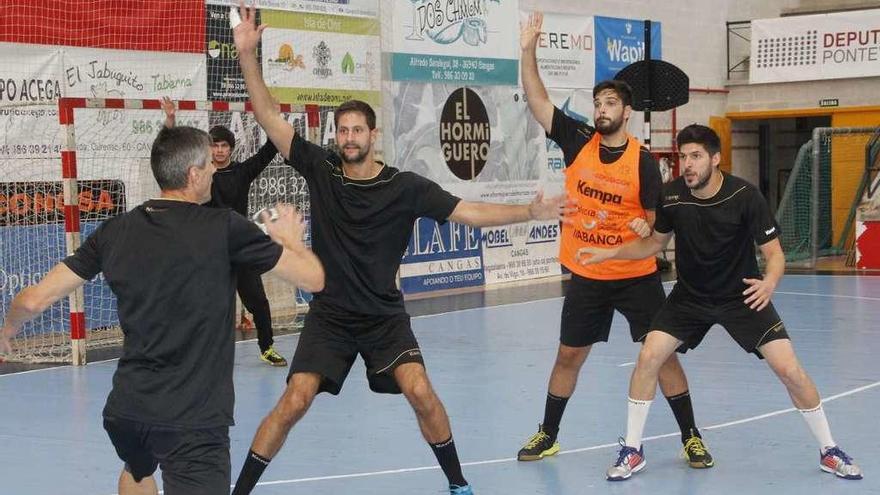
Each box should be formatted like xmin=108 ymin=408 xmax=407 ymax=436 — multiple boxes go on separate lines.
xmin=0 ymin=126 xmax=325 ymax=495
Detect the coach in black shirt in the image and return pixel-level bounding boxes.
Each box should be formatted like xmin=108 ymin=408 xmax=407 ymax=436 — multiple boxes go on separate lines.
xmin=162 ymin=97 xmax=288 ymax=367
xmin=0 ymin=126 xmax=324 ymax=494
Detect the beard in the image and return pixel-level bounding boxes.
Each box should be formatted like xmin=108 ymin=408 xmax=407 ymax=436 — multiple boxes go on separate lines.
xmin=595 ymin=115 xmax=624 ymax=135
xmin=685 ymin=167 xmax=713 ymax=191
xmin=340 ymin=142 xmax=370 ymax=164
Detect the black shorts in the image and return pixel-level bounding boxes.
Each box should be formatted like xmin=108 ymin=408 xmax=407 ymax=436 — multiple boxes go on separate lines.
xmin=103 ymin=416 xmax=230 ymax=495
xmin=560 ymin=272 xmax=666 ymax=347
xmin=288 ymin=307 xmax=423 ymax=395
xmin=650 ymin=285 xmax=790 ymax=358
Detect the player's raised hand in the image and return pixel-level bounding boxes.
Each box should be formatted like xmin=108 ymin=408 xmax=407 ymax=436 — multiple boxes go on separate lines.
xmin=520 ymin=12 xmax=543 ymax=52
xmin=161 ymin=96 xmax=175 ymax=128
xmin=233 ymin=1 xmax=267 ymax=56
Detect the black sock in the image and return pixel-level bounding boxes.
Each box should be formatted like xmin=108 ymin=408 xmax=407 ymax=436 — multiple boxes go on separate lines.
xmin=429 ymin=436 xmax=467 ymax=487
xmin=541 ymin=393 xmax=569 ymax=440
xmin=666 ymin=391 xmax=701 ymax=443
xmin=232 ymin=450 xmax=271 ymax=495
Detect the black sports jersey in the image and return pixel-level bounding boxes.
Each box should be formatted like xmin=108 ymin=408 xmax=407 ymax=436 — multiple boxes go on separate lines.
xmin=547 ymin=107 xmax=661 ymax=210
xmin=655 ymin=173 xmax=780 ymax=299
xmin=286 ymin=133 xmax=460 ymax=315
xmin=206 ymin=140 xmax=278 ymax=215
xmin=63 ymin=200 xmax=282 ymax=428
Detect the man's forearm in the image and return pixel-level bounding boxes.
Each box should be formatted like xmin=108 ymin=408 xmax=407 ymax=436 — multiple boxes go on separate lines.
xmin=520 ymin=45 xmax=552 ymax=130
xmin=239 ymin=52 xmax=279 ymax=128
xmin=615 ymin=236 xmax=665 ymax=260
xmin=763 ymin=249 xmax=785 ymax=287
xmin=521 ymin=46 xmax=549 ymax=105
xmin=451 ymin=202 xmax=533 ymax=227
xmin=2 ymin=288 xmax=42 ymax=338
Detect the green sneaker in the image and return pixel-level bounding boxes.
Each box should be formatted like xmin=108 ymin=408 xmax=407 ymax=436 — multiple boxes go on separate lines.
xmin=517 ymin=425 xmax=560 ymax=461
xmin=260 ymin=346 xmax=288 ymax=367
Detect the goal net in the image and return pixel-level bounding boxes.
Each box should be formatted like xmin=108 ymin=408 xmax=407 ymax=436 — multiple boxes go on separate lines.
xmin=776 ymin=127 xmax=879 ymax=267
xmin=1 ymin=97 xmax=318 ymax=364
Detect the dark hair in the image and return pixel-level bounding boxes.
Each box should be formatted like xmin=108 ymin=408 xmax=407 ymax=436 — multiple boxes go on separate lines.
xmin=209 ymin=125 xmax=236 ymax=149
xmin=592 ymin=80 xmax=633 ymax=108
xmin=150 ymin=126 xmax=212 ymax=190
xmin=676 ymin=124 xmax=721 ymax=156
xmin=334 ymin=100 xmax=376 ymax=130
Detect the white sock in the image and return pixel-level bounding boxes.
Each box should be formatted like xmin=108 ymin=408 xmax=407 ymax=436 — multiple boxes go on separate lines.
xmin=799 ymin=404 xmax=835 ymax=452
xmin=625 ymin=397 xmax=653 ymax=449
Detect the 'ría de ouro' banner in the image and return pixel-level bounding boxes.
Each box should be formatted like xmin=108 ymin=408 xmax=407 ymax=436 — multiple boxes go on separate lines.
xmin=750 ymin=8 xmax=880 ymax=84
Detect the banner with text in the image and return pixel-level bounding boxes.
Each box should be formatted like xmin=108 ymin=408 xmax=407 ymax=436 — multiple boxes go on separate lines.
xmin=389 ymin=0 xmax=520 ymax=85
xmin=391 ymin=82 xmax=561 ymax=287
xmin=207 ymin=4 xmax=263 ymax=101
xmin=261 ymin=10 xmax=381 ymax=106
xmin=1 ymin=181 xmax=126 ymax=333
xmin=750 ymin=9 xmax=880 ymax=83
xmin=400 ymin=218 xmax=484 ymax=293
xmin=594 ymin=16 xmax=662 ymax=83
xmin=519 ymin=11 xmax=595 ymax=89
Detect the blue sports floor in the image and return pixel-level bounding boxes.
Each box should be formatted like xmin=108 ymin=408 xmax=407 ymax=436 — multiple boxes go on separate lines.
xmin=1 ymin=274 xmax=877 ymax=494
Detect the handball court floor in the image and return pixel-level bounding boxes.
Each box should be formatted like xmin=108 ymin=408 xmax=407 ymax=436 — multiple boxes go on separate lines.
xmin=1 ymin=274 xmax=878 ymax=494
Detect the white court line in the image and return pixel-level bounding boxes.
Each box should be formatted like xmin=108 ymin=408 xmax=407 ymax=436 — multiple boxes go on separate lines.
xmin=126 ymin=378 xmax=875 ymax=494
xmin=617 ymin=362 xmax=636 ymax=367
xmin=775 ymin=290 xmax=880 ymax=302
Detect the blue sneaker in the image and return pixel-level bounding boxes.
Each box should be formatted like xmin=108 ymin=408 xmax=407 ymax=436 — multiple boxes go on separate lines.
xmin=450 ymin=484 xmax=474 ymax=494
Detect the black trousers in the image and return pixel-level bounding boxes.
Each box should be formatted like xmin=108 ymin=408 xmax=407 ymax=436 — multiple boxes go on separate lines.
xmin=237 ymin=268 xmax=274 ymax=352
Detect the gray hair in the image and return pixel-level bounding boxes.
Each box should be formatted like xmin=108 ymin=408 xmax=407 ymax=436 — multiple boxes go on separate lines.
xmin=150 ymin=126 xmax=212 ymax=190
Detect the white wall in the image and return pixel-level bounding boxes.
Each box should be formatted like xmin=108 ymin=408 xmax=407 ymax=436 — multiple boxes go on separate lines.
xmin=516 ymin=0 xmax=801 ymax=135
xmin=382 ymin=0 xmax=878 ymax=179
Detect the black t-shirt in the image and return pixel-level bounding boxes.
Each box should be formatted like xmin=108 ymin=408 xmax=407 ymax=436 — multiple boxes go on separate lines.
xmin=548 ymin=107 xmax=662 ymax=210
xmin=654 ymin=173 xmax=780 ymax=299
xmin=62 ymin=199 xmax=282 ymax=428
xmin=206 ymin=140 xmax=278 ymax=215
xmin=286 ymin=133 xmax=460 ymax=315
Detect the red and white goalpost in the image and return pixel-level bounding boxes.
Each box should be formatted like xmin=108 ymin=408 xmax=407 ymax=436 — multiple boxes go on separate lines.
xmin=4 ymin=97 xmax=321 ymax=365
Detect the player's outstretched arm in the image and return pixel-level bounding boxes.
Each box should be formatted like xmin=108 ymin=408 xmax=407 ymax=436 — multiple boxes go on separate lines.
xmin=233 ymin=1 xmax=295 ymax=161
xmin=448 ymin=191 xmax=576 ymax=228
xmin=577 ymin=231 xmax=672 ymax=266
xmin=0 ymin=264 xmax=87 ymax=354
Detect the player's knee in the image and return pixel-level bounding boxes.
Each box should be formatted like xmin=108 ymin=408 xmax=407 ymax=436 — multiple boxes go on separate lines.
xmin=636 ymin=344 xmax=666 ymax=371
xmin=403 ymin=376 xmax=437 ymax=413
xmin=774 ymin=362 xmax=806 ymax=388
xmin=275 ymin=390 xmax=314 ymax=424
xmin=556 ymin=346 xmax=588 ymax=369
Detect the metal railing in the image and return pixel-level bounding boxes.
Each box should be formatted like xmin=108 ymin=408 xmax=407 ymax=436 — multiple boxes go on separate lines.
xmin=727 ymin=21 xmax=751 ymax=80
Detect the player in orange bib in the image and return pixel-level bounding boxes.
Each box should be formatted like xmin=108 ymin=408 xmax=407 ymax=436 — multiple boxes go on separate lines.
xmin=515 ymin=12 xmax=713 ymax=472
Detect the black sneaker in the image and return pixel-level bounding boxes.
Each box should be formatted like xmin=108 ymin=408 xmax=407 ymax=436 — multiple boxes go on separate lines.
xmin=260 ymin=346 xmax=288 ymax=367
xmin=517 ymin=425 xmax=560 ymax=461
xmin=682 ymin=433 xmax=714 ymax=468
